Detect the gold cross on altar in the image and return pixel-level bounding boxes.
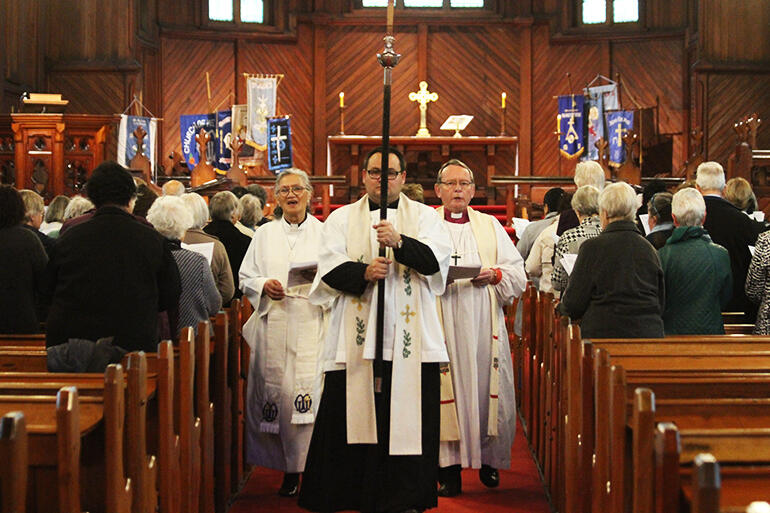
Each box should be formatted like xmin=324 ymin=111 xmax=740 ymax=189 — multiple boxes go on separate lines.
xmin=408 ymin=81 xmax=438 ymax=137
xmin=400 ymin=304 xmax=416 ymax=324
xmin=352 ymin=296 xmax=366 ymax=311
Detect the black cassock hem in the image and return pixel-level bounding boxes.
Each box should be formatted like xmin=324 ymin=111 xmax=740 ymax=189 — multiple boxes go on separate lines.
xmin=298 ymin=362 xmax=440 ymax=513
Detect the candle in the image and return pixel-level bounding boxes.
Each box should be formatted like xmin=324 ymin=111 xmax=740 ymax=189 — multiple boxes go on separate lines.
xmin=557 ymin=114 xmax=561 ymax=133
xmin=339 ymin=92 xmax=344 ymax=108
xmin=501 ymin=92 xmax=506 ymax=109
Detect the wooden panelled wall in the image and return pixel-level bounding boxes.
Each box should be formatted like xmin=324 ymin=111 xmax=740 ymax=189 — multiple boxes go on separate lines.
xmin=3 ymin=0 xmax=770 ymax=182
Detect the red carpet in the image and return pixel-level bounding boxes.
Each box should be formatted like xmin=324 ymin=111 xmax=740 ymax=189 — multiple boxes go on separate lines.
xmin=228 ymin=417 xmax=551 ymax=513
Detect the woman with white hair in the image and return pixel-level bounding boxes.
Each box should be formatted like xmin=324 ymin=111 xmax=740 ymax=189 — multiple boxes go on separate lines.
xmin=659 ymin=188 xmax=731 ymax=334
xmin=552 ymin=185 xmax=602 ymax=292
xmin=147 ymin=195 xmax=221 ymax=336
xmin=181 ymin=192 xmax=235 ymax=305
xmin=204 ymin=190 xmax=252 ymax=298
xmin=558 ymin=182 xmax=665 ymax=338
xmin=239 ymin=168 xmax=325 ymax=497
xmin=557 ymin=160 xmax=606 ymax=235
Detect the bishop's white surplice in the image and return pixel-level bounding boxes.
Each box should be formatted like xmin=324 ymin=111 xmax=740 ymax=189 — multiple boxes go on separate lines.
xmin=438 ymin=210 xmax=527 ymax=470
xmin=239 ymin=215 xmax=326 ymax=473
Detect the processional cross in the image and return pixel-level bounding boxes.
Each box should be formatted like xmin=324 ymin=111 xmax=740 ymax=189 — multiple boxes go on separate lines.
xmin=409 ymin=81 xmax=438 ymax=137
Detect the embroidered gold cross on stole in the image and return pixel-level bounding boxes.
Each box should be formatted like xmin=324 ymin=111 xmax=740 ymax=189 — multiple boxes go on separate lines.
xmin=351 ymin=296 xmax=366 ymax=311
xmin=409 ymin=81 xmax=438 ymax=137
xmin=400 ymin=304 xmax=416 ymax=324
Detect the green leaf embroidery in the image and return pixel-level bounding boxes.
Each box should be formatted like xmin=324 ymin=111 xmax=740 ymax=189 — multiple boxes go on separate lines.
xmin=402 ymin=329 xmax=412 ymax=358
xmin=356 ymin=317 xmax=366 ymax=346
xmin=403 ymin=267 xmax=412 ymax=296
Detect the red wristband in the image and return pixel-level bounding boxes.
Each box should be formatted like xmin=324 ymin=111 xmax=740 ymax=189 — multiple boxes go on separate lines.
xmin=491 ymin=267 xmax=503 ymax=285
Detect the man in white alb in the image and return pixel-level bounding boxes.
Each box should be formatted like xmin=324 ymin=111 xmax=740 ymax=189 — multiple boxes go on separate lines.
xmin=433 ymin=159 xmax=527 ymax=497
xmin=298 ymin=147 xmax=452 ymax=513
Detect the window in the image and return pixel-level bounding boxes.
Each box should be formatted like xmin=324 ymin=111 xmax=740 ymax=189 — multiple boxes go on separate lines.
xmin=208 ymin=0 xmax=264 ymax=24
xmin=581 ymin=0 xmax=639 ymax=25
xmin=362 ymin=0 xmax=485 ymax=7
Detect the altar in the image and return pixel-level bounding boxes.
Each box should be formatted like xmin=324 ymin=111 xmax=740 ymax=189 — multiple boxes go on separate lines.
xmin=327 ymin=135 xmax=518 ymax=204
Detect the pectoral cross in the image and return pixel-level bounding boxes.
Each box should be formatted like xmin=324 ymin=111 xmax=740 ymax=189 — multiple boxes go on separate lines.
xmin=400 ymin=304 xmax=416 ymax=324
xmin=271 ymin=125 xmax=287 ymax=161
xmin=451 ymin=253 xmax=461 ymax=265
xmin=408 ymin=81 xmax=438 ymax=137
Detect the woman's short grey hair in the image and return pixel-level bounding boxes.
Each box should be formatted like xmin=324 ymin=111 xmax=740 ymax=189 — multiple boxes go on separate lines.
xmin=209 ymin=191 xmax=241 ymax=222
xmin=63 ymin=196 xmax=94 ymax=220
xmin=571 ymin=185 xmax=600 ymax=216
xmin=45 ymin=195 xmax=70 ymax=223
xmin=275 ymin=168 xmax=312 ymax=190
xmin=239 ymin=194 xmax=263 ymax=228
xmin=436 ymin=159 xmax=475 ymax=184
xmin=19 ymin=190 xmax=44 ymax=223
xmin=146 ymin=195 xmax=194 ymax=240
xmin=181 ymin=193 xmax=210 ymax=229
xmin=599 ymin=182 xmax=637 ymax=222
xmin=695 ymin=161 xmax=726 ymax=191
xmin=672 ymin=187 xmax=706 ymax=227
xmin=574 ymin=161 xmax=606 ymax=190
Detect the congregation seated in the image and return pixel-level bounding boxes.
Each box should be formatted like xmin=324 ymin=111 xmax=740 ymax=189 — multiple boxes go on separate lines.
xmin=698 ymin=161 xmax=767 ymax=323
xmin=204 ymin=190 xmax=252 ymax=299
xmin=147 ymin=195 xmax=221 ymax=336
xmin=19 ymin=189 xmax=55 ymax=256
xmin=552 ymin=185 xmax=601 ymax=293
xmin=644 ymin=191 xmax=674 ymax=249
xmin=558 ymin=182 xmax=665 ymax=338
xmin=659 ymin=188 xmax=732 ymax=335
xmin=724 ymin=176 xmax=759 ymax=215
xmin=181 ymin=192 xmax=235 ymax=305
xmin=44 ymin=161 xmax=182 ymax=352
xmin=40 ymin=194 xmax=70 ymax=237
xmin=0 ymin=184 xmax=48 ymax=334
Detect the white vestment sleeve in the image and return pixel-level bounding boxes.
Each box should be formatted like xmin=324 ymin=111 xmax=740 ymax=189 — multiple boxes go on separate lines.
xmin=491 ymin=221 xmax=527 ymax=305
xmin=308 ymin=208 xmax=349 ymax=307
xmin=239 ymin=226 xmax=272 ymax=315
xmin=415 ymin=204 xmax=452 ymax=296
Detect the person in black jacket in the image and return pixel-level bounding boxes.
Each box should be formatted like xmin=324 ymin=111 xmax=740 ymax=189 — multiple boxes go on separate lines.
xmin=204 ymin=190 xmax=252 ymax=300
xmin=559 ymin=182 xmax=665 ymax=339
xmin=697 ymin=161 xmax=767 ymax=323
xmin=44 ymin=161 xmax=181 ymax=352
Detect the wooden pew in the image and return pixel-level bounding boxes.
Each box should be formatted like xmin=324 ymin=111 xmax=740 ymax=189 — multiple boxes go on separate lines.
xmin=177 ymin=328 xmax=201 ymax=513
xmin=125 ymin=352 xmax=158 ymax=513
xmin=156 ymin=340 xmax=181 ymax=513
xmin=0 ymin=347 xmax=48 ymax=372
xmin=104 ymin=365 xmax=132 ymax=513
xmin=212 ymin=311 xmax=231 ymax=513
xmin=0 ymin=334 xmax=46 ymax=347
xmin=196 ymin=321 xmax=215 ymax=513
xmin=0 ymin=411 xmax=28 ymax=513
xmin=56 ymin=386 xmax=82 ymax=513
xmin=226 ymin=300 xmax=244 ymax=493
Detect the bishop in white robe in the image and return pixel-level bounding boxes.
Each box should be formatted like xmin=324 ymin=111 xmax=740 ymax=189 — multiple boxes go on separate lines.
xmin=433 ymin=159 xmax=527 ymax=497
xmin=298 ymin=148 xmax=452 ymax=513
xmin=239 ymin=169 xmax=326 ymax=497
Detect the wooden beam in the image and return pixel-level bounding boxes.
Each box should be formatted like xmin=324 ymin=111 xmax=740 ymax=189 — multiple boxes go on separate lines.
xmin=312 ymin=22 xmax=327 ymax=175
xmin=418 ymin=23 xmax=428 ymax=82
xmin=519 ymin=22 xmax=533 ymax=178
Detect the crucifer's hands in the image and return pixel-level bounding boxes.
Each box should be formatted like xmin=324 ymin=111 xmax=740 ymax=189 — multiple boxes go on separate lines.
xmin=365 ymin=256 xmax=392 ymax=282
xmin=372 ymin=220 xmax=402 ymax=249
xmin=263 ymin=279 xmax=285 ymax=300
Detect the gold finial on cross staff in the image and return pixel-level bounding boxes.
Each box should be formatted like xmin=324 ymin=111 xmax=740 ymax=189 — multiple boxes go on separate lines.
xmin=409 ymin=81 xmax=438 ymax=138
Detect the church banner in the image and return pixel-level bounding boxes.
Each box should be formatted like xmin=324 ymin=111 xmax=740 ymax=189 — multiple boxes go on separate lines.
xmin=180 ymin=113 xmax=216 ymax=171
xmin=117 ymin=114 xmax=158 ymax=177
xmin=215 ymin=109 xmax=232 ymax=173
xmin=558 ymin=95 xmax=585 ymax=159
xmin=583 ymin=84 xmax=618 ymax=161
xmin=606 ymin=110 xmax=635 ymax=167
xmin=246 ymin=76 xmax=277 ymax=150
xmin=267 ymin=116 xmax=293 ymax=172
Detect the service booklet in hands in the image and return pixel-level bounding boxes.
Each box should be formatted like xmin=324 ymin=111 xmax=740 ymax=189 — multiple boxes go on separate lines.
xmin=447 ymin=264 xmax=482 ymax=282
xmin=287 ymin=262 xmax=318 ymax=288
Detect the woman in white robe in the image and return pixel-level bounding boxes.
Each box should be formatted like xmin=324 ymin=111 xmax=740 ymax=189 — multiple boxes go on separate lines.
xmin=239 ymin=168 xmax=325 ymax=497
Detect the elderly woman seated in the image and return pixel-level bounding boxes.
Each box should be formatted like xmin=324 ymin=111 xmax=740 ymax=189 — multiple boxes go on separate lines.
xmin=558 ymin=182 xmax=665 ymax=338
xmin=147 ymin=195 xmax=221 ymax=336
xmin=658 ymin=188 xmax=731 ymax=334
xmin=552 ymin=185 xmax=601 ymax=292
xmin=645 ymin=192 xmax=674 ymax=249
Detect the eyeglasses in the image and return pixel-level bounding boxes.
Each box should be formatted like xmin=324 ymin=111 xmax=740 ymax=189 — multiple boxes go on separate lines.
xmin=439 ymin=180 xmax=474 ymax=189
xmin=276 ymin=185 xmax=308 ymax=197
xmin=366 ymin=168 xmax=403 ymax=181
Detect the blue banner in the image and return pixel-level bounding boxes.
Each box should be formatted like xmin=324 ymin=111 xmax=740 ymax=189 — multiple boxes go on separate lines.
xmin=558 ymin=95 xmax=585 ymax=159
xmin=267 ymin=117 xmax=293 ymax=172
xmin=584 ymin=84 xmax=619 ymax=161
xmin=180 ymin=114 xmax=216 ymax=171
xmin=215 ymin=110 xmax=232 ymax=173
xmin=606 ymin=110 xmax=634 ymax=167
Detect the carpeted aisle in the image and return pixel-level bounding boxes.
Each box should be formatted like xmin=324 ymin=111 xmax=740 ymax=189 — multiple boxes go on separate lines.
xmin=228 ymin=417 xmax=551 ymax=513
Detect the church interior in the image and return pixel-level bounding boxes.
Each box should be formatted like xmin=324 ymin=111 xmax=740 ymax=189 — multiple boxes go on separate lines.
xmin=2 ymin=0 xmax=770 ymax=512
